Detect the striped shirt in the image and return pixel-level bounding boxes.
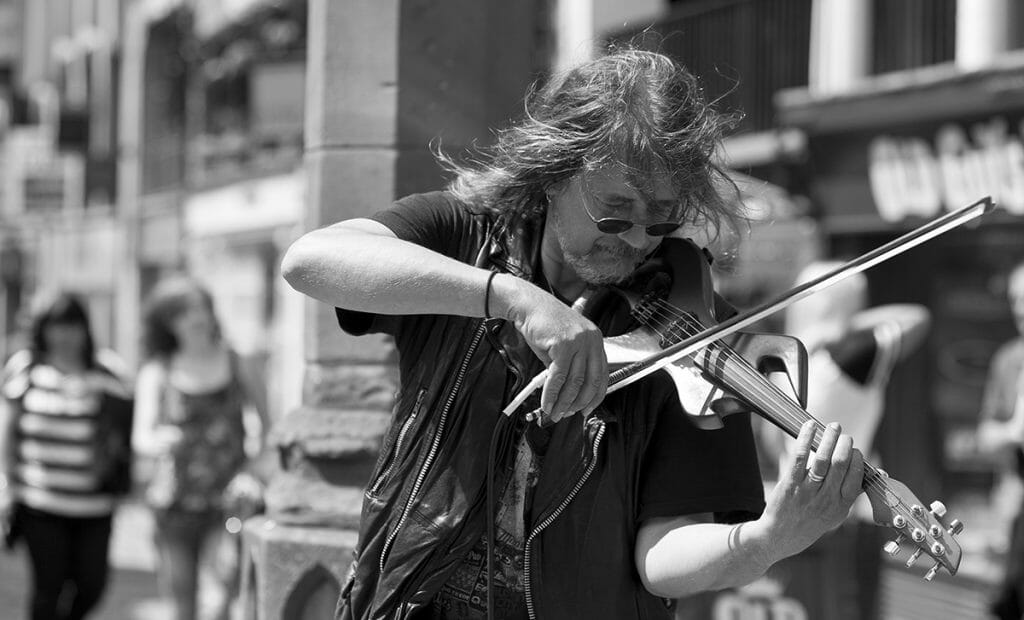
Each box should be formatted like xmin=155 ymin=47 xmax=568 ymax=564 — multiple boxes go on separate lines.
xmin=4 ymin=353 xmax=131 ymax=517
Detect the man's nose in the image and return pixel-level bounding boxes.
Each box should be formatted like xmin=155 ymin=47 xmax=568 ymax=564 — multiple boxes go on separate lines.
xmin=617 ymin=225 xmax=653 ymax=249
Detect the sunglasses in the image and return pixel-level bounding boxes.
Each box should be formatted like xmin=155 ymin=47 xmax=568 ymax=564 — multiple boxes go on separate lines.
xmin=579 ymin=192 xmax=684 ymax=237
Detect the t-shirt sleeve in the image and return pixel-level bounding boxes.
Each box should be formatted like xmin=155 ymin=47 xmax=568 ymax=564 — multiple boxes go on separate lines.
xmin=823 ymin=327 xmax=878 ymax=385
xmin=637 ymin=391 xmax=766 ymax=524
xmin=334 ymin=192 xmax=479 ymax=336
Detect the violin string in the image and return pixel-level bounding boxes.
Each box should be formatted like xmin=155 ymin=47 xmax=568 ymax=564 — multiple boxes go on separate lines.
xmin=637 ymin=297 xmax=900 ymax=503
xmin=638 ymin=299 xmax=914 ymax=519
xmin=637 ymin=298 xmax=905 ymax=513
xmin=635 ymin=297 xmax=911 ymax=514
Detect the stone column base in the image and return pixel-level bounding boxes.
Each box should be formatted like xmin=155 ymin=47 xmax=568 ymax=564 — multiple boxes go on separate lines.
xmin=241 ymin=515 xmax=357 ymax=620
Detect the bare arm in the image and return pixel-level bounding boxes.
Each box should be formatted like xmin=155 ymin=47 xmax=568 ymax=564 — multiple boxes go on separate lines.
xmin=636 ymin=421 xmax=863 ymax=597
xmin=236 ymin=354 xmax=270 ymax=452
xmin=281 ymin=219 xmax=608 ymax=420
xmin=131 ymin=362 xmax=181 ymax=458
xmin=0 ymin=398 xmax=15 ymax=515
xmin=849 ymin=304 xmax=931 ymax=361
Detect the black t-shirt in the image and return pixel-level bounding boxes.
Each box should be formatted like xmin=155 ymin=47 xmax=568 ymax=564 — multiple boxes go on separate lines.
xmin=335 ymin=192 xmax=765 ymax=616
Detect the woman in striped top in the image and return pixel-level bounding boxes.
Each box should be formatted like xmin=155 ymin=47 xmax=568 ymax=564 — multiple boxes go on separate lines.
xmin=0 ymin=291 xmax=133 ymax=620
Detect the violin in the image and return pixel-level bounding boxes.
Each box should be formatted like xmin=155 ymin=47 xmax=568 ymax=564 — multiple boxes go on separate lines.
xmin=503 ymin=198 xmax=995 ymax=580
xmin=596 ymin=238 xmax=962 ymax=580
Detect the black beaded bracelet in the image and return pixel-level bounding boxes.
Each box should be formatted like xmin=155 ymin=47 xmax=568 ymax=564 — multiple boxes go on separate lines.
xmin=484 ymin=271 xmax=498 ymax=319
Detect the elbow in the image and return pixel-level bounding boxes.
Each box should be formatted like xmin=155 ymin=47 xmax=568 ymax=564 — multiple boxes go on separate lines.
xmin=634 ymin=532 xmax=679 ymax=599
xmin=637 ymin=569 xmax=675 ymax=600
xmin=280 ymin=239 xmax=315 ymax=293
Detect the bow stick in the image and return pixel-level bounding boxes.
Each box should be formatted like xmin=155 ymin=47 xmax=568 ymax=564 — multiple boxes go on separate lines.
xmin=503 ymin=195 xmax=995 ymax=416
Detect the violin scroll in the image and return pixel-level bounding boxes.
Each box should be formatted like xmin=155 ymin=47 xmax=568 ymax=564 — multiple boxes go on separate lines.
xmin=862 ymin=468 xmax=963 ymax=579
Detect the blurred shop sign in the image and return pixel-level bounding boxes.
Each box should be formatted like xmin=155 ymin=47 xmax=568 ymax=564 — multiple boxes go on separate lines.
xmin=1 ymin=127 xmax=85 ymax=216
xmin=38 ymin=220 xmax=120 ymax=290
xmin=869 ymin=116 xmax=1024 ymax=222
xmin=184 ymin=170 xmax=302 ymax=238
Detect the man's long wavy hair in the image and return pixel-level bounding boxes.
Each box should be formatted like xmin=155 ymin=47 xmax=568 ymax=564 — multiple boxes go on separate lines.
xmin=436 ymin=48 xmax=745 ymax=242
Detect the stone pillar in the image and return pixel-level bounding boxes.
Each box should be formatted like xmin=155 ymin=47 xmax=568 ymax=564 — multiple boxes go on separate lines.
xmin=242 ymin=2 xmax=551 ymax=618
xmin=808 ymin=0 xmax=872 ymax=96
xmin=956 ymin=0 xmax=1013 ymax=71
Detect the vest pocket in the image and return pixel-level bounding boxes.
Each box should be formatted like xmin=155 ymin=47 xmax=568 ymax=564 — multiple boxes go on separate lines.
xmin=367 ymin=388 xmax=427 ymax=497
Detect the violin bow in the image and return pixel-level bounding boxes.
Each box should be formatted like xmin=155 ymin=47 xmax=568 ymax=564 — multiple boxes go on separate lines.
xmin=503 ymin=195 xmax=995 ymax=416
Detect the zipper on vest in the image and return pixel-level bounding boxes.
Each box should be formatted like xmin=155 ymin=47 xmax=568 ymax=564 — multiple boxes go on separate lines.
xmin=368 ymin=387 xmax=428 ymax=497
xmin=522 ymin=420 xmax=606 ymax=620
xmin=378 ymin=322 xmax=488 ymax=573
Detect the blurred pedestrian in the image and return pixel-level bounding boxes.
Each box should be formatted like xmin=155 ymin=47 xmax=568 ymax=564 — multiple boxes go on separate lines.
xmin=781 ymin=261 xmax=931 ymax=460
xmin=133 ymin=276 xmax=268 ymax=620
xmin=0 ymin=291 xmax=134 ymax=620
xmin=976 ymin=260 xmax=1024 ymax=620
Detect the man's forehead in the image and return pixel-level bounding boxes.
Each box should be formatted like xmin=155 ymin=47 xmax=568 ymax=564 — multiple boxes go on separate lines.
xmin=586 ymin=164 xmax=678 ymax=199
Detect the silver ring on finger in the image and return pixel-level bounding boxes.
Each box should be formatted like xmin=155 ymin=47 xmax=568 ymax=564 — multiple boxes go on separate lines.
xmin=806 ymin=469 xmax=826 ymax=483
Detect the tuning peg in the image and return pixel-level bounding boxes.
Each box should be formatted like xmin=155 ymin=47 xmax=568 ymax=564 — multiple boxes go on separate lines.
xmin=884 ymin=533 xmax=905 ymax=555
xmin=911 ymin=528 xmax=926 ymax=543
xmin=930 ymin=542 xmax=946 ymax=557
xmin=905 ymin=548 xmax=924 ymax=567
xmin=911 ymin=504 xmax=925 ymax=518
xmin=930 ymin=501 xmax=947 ymax=518
xmin=947 ymin=519 xmax=964 ymax=536
xmin=893 ymin=515 xmax=907 ymax=529
xmin=929 ymin=524 xmax=943 ymax=538
xmin=925 ymin=563 xmax=941 ymax=581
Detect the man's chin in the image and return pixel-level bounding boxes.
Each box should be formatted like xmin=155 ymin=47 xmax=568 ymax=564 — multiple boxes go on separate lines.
xmin=573 ymin=262 xmax=637 ymax=286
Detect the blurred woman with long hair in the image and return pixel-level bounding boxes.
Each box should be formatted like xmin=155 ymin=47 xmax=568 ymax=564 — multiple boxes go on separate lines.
xmin=133 ymin=276 xmax=267 ymax=620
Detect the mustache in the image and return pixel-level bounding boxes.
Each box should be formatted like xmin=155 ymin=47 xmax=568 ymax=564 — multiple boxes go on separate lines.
xmin=592 ymin=241 xmax=648 ymax=265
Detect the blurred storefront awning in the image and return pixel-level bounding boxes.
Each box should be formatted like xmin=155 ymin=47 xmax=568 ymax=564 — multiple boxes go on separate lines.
xmin=144 ymin=0 xmax=299 ymax=39
xmin=192 ymin=0 xmax=279 ymax=39
xmin=777 ymin=50 xmax=1024 ymax=135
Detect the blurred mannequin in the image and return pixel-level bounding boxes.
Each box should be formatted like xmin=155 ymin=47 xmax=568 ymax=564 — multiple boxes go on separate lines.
xmin=757 ymin=261 xmax=931 ymax=476
xmin=750 ymin=261 xmax=931 ymax=620
xmin=977 ymin=261 xmax=1024 ymax=620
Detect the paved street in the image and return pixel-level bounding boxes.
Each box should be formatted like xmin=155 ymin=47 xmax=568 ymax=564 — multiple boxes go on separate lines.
xmin=0 ymin=501 xmax=170 ymax=620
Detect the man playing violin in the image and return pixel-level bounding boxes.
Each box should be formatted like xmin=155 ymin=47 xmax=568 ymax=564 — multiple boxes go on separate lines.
xmin=283 ymin=48 xmax=865 ymax=620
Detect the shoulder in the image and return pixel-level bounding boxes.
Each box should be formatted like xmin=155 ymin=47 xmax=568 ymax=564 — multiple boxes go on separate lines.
xmin=91 ymin=350 xmax=134 ymax=398
xmin=3 ymin=349 xmax=32 ymax=378
xmin=985 ymin=339 xmax=1024 ymax=386
xmin=1 ymin=350 xmax=33 ymax=399
xmin=375 ymin=190 xmax=494 ymax=260
xmin=135 ymin=359 xmax=168 ymax=390
xmin=990 ymin=338 xmax=1024 ymax=368
xmin=95 ymin=349 xmax=133 ymax=382
xmin=386 ymin=191 xmax=484 ymax=224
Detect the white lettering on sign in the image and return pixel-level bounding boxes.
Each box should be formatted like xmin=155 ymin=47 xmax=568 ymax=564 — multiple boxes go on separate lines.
xmin=867 ymin=117 xmax=1024 ymax=221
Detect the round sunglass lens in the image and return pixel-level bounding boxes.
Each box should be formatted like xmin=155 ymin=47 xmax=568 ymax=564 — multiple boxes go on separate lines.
xmin=597 ymin=219 xmax=633 ymax=234
xmin=647 ymin=222 xmax=682 ymax=236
